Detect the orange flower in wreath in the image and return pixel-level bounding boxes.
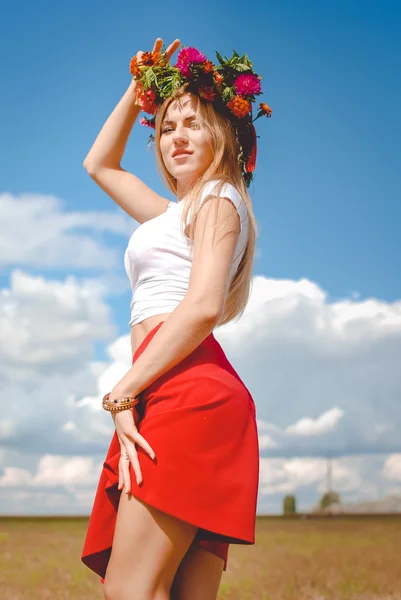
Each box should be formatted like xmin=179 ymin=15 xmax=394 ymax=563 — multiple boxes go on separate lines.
xmin=140 ymin=52 xmax=155 ymax=66
xmin=203 ymin=60 xmax=215 ymax=73
xmin=129 ymin=56 xmax=141 ymax=79
xmin=130 ymin=52 xmax=155 ymax=79
xmin=227 ymin=96 xmax=251 ymax=118
xmin=259 ymin=102 xmax=272 ymax=117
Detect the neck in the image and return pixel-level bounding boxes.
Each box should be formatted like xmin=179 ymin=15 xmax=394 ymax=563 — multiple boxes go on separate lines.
xmin=176 ymin=175 xmax=198 ymax=200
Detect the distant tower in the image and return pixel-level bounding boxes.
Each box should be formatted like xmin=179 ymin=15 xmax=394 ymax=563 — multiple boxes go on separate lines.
xmin=327 ymin=456 xmax=332 ymax=492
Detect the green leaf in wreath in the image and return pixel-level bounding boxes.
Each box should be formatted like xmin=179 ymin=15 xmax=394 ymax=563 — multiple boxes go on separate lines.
xmin=215 ymin=51 xmax=225 ymax=65
xmin=235 ymin=63 xmax=252 ymax=72
xmin=221 ymin=86 xmax=234 ymax=102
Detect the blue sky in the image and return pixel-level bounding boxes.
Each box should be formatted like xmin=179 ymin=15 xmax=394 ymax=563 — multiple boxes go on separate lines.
xmin=0 ymin=0 xmax=400 ymax=515
xmin=2 ymin=0 xmax=400 ymax=313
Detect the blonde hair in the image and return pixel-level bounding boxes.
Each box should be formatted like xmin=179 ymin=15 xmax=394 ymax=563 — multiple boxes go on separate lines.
xmin=154 ymin=87 xmax=258 ymax=327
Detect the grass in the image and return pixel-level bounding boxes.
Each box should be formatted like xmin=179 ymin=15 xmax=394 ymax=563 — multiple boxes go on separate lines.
xmin=0 ymin=515 xmax=400 ymax=599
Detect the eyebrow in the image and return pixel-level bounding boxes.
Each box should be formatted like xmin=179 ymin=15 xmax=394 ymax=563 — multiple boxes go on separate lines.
xmin=162 ymin=115 xmax=197 ymax=125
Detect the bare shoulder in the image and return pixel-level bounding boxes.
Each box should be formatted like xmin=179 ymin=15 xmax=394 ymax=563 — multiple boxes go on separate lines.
xmin=192 ymin=179 xmax=248 ymax=233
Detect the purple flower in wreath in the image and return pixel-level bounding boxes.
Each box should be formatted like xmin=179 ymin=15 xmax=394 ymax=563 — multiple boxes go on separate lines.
xmin=234 ymin=73 xmax=262 ymax=96
xmin=175 ymin=46 xmax=207 ymax=78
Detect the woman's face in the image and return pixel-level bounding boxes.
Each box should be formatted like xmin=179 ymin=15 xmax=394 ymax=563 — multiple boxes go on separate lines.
xmin=159 ymin=93 xmax=214 ymax=195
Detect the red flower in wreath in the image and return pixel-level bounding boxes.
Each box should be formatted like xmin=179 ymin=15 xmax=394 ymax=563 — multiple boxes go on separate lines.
xmin=199 ymin=86 xmax=216 ymax=101
xmin=136 ymin=83 xmax=157 ymax=115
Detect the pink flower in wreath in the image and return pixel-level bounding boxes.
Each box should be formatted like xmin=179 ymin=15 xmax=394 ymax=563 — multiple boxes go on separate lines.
xmin=234 ymin=73 xmax=262 ymax=96
xmin=139 ymin=117 xmax=155 ymax=129
xmin=176 ymin=46 xmax=207 ymax=77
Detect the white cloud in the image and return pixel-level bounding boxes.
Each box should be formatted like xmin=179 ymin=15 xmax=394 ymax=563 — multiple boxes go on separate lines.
xmin=62 ymin=421 xmax=77 ymax=432
xmin=75 ymin=333 xmax=132 ymax=412
xmin=259 ymin=434 xmax=279 ymax=449
xmin=0 ymin=420 xmax=14 ymax=439
xmin=1 ymin=273 xmax=401 ymax=462
xmin=256 ymin=421 xmax=281 ymax=434
xmin=0 ymin=192 xmax=134 ymax=269
xmin=0 ymin=264 xmax=400 ymax=514
xmin=0 ymin=488 xmax=99 ymax=514
xmin=0 ymin=466 xmax=33 ymax=486
xmin=217 ymin=275 xmax=401 ymax=457
xmin=382 ymin=454 xmax=401 ymax=481
xmin=34 ymin=455 xmax=101 ymax=487
xmin=0 ymin=455 xmax=102 ymax=488
xmin=0 ymin=269 xmax=116 ymax=382
xmin=258 ymin=456 xmax=362 ymax=499
xmin=0 ymin=266 xmax=128 ymax=459
xmin=285 ymin=407 xmax=345 ymax=437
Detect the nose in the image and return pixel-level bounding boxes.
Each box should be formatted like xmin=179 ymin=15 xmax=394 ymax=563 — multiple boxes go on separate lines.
xmin=172 ymin=123 xmax=188 ymax=146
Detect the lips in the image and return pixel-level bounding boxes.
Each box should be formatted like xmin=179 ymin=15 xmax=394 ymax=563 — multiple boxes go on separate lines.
xmin=172 ymin=150 xmax=193 ymax=158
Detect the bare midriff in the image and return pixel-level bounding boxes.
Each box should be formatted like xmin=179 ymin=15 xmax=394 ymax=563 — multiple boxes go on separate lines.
xmin=130 ymin=313 xmax=173 ymax=357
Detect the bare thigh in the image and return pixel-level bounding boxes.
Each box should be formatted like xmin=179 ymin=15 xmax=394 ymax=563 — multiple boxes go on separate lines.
xmin=104 ymin=491 xmax=198 ymax=599
xmin=170 ymin=538 xmax=225 ymax=600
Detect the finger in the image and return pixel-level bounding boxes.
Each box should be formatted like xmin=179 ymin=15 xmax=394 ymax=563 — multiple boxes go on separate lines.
xmin=118 ymin=440 xmax=136 ymax=491
xmin=119 ymin=433 xmax=143 ymax=485
xmin=118 ymin=462 xmax=124 ymax=490
xmin=166 ymin=39 xmax=180 ymax=60
xmin=152 ymin=37 xmax=163 ymax=59
xmin=123 ymin=446 xmax=142 ymax=488
xmin=126 ymin=430 xmax=156 ymax=460
xmin=122 ymin=426 xmax=155 ymax=460
xmin=117 ymin=439 xmax=126 ymax=490
xmin=119 ymin=460 xmax=132 ymax=493
xmin=120 ymin=457 xmax=135 ymax=492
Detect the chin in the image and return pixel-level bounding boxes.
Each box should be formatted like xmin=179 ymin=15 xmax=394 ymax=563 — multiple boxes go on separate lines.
xmin=170 ymin=165 xmax=196 ymax=179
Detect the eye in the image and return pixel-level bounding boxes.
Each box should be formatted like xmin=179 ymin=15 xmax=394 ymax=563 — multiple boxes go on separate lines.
xmin=190 ymin=121 xmax=201 ymax=129
xmin=161 ymin=127 xmax=173 ymax=134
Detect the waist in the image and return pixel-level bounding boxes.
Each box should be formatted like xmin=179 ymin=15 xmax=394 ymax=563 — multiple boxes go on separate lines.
xmin=132 ymin=320 xmax=250 ymax=403
xmin=129 ymin=301 xmax=182 ymax=327
xmin=128 ymin=289 xmax=186 ymax=327
xmin=130 ymin=313 xmax=172 ymax=356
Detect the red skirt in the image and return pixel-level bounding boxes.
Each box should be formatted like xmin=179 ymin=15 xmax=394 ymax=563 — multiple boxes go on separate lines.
xmin=81 ymin=320 xmax=259 ymax=579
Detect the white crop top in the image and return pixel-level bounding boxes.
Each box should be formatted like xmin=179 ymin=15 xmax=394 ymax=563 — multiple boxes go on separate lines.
xmin=124 ymin=180 xmax=249 ymax=327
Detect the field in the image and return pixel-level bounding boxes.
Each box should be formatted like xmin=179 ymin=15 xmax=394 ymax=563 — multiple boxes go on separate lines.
xmin=0 ymin=515 xmax=400 ymax=599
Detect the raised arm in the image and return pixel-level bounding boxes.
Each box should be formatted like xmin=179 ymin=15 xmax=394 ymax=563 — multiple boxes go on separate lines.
xmin=83 ymin=38 xmax=180 ymax=224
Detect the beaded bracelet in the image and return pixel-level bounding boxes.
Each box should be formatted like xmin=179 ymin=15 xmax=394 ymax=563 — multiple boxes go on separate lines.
xmin=102 ymin=392 xmax=140 ymax=413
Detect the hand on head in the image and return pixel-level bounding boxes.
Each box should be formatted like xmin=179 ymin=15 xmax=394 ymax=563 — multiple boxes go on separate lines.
xmin=136 ymin=37 xmax=181 ymax=66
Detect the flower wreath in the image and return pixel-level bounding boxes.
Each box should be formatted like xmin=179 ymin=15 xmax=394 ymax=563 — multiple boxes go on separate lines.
xmin=130 ymin=45 xmax=272 ymax=187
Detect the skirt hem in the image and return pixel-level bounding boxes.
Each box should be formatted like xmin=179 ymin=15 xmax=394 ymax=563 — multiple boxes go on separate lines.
xmin=109 ymin=481 xmax=256 ymax=546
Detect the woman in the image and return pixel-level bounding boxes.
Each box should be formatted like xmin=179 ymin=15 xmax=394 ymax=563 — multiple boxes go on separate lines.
xmin=81 ymin=37 xmax=271 ymax=600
